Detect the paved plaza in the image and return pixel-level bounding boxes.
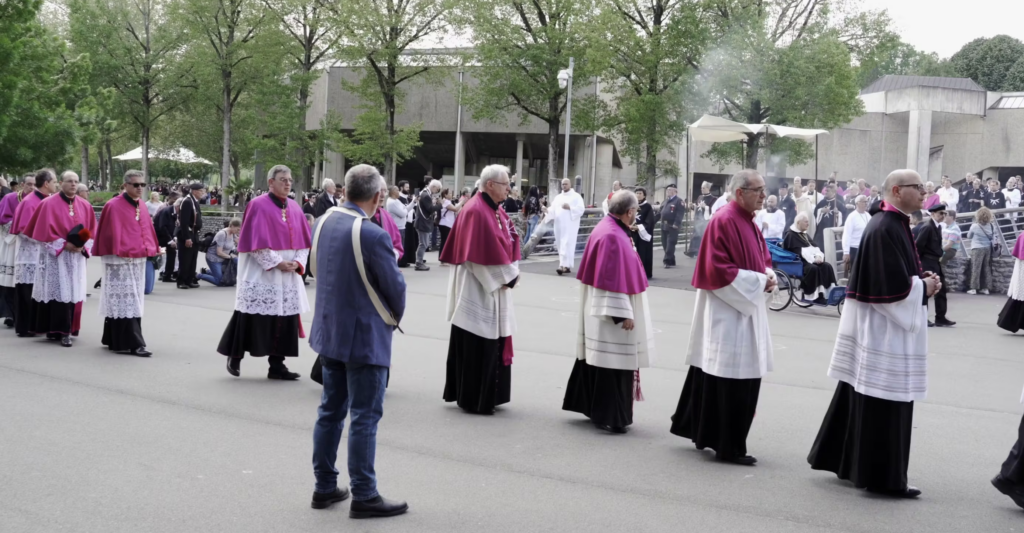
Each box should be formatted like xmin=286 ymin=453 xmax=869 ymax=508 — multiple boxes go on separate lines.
xmin=2 ymin=252 xmax=1024 ymax=532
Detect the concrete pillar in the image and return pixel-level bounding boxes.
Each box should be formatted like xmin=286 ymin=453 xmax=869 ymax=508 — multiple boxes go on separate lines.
xmin=906 ymin=109 xmax=932 ymax=177
xmin=323 ymin=150 xmax=345 ymax=186
xmin=515 ymin=135 xmax=525 ymax=188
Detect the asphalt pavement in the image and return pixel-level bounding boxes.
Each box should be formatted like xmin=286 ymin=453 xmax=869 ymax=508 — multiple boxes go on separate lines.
xmin=2 ymin=252 xmax=1024 ymax=532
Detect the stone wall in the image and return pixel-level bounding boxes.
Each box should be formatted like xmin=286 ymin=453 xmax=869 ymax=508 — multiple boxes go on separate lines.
xmin=944 ymin=253 xmax=1014 ymax=293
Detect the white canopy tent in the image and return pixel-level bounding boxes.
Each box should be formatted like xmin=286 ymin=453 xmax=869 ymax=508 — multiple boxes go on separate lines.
xmin=685 ymin=114 xmax=829 ymax=194
xmin=112 ymin=146 xmax=214 ymax=165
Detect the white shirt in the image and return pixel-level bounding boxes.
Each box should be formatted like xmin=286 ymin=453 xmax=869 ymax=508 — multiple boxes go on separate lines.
xmin=841 ymin=210 xmax=871 ymax=254
xmin=1004 ymin=188 xmax=1021 ymax=208
xmin=688 ymin=269 xmax=774 ymax=379
xmin=938 ymin=186 xmax=959 ymax=209
xmin=828 ymin=280 xmax=928 ymax=402
xmin=386 ymin=197 xmax=408 ymax=229
xmin=710 ymin=196 xmax=728 ymax=215
xmin=755 ymin=209 xmax=786 ymax=239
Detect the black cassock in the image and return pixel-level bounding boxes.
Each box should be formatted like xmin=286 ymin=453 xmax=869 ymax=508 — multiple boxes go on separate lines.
xmin=813 ymin=197 xmax=847 ymax=249
xmin=686 ymin=194 xmax=717 ymax=257
xmin=808 ymin=207 xmax=927 ymax=492
xmin=632 ymin=202 xmax=657 ymax=279
xmin=782 ymin=230 xmax=837 ymax=298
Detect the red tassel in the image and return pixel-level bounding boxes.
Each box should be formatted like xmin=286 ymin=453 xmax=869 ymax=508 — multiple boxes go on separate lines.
xmin=633 ymin=369 xmax=644 ymax=402
xmin=78 ymin=228 xmax=92 ymax=241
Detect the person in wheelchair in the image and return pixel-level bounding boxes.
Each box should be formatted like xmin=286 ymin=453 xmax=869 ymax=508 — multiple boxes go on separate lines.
xmin=783 ymin=212 xmax=837 ymax=305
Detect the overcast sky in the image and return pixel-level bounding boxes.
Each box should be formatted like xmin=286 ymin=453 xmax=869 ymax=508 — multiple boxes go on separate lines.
xmin=861 ymin=0 xmax=1024 ymax=58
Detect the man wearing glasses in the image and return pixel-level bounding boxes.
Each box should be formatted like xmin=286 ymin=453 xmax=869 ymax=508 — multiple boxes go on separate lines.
xmin=93 ymin=170 xmax=160 ymax=356
xmin=809 ymin=169 xmax=942 ymax=499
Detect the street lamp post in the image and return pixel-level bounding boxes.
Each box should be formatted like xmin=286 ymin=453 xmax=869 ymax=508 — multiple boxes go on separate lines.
xmin=557 ymin=58 xmax=575 ymax=190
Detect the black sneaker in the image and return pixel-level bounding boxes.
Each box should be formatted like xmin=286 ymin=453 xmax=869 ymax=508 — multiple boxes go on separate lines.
xmin=311 ymin=487 xmax=350 ymax=509
xmin=268 ymin=366 xmax=300 ymax=380
xmin=349 ymin=495 xmax=408 ymax=519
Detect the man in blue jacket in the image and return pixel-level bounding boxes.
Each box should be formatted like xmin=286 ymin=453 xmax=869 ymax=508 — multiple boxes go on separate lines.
xmin=309 ymin=164 xmax=408 ymax=519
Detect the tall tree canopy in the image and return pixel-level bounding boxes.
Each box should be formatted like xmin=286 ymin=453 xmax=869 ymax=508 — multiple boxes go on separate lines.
xmin=950 ymin=35 xmax=1024 ymax=92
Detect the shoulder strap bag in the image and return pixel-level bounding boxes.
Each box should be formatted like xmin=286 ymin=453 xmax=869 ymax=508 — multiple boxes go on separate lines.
xmin=310 ymin=206 xmax=401 ymax=331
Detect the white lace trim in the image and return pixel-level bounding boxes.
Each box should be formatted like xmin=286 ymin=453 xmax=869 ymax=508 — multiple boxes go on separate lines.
xmin=31 ymin=240 xmax=88 ymax=303
xmin=233 ymin=250 xmax=309 ymax=316
xmin=14 ymin=235 xmax=42 ymax=285
xmin=99 ymin=256 xmax=146 ymax=318
xmin=251 ymin=248 xmax=283 ymax=270
xmin=0 ymin=223 xmax=13 ymax=287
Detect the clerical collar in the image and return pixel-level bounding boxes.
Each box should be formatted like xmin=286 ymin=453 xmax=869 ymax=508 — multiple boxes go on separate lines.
xmin=612 ymin=216 xmax=630 ymax=233
xmin=269 ymin=192 xmax=287 ymax=209
xmin=34 ymin=190 xmax=46 ymax=200
xmin=59 ymin=192 xmax=73 ymax=204
xmin=481 ymin=193 xmax=499 ymax=211
xmin=122 ymin=192 xmax=139 ymax=207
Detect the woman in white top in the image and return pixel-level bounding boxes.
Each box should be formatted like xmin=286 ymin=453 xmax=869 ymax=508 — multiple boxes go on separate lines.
xmin=841 ymin=195 xmax=871 ymax=276
xmin=438 ymin=188 xmax=462 ymax=260
xmin=385 ymin=186 xmax=411 ymax=239
xmin=145 ymin=192 xmax=163 ymax=218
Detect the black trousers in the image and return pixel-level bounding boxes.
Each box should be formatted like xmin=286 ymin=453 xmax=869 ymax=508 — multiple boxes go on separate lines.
xmin=176 ymin=237 xmax=199 ymax=286
xmin=162 ymin=244 xmax=177 ymax=280
xmin=661 ymin=224 xmax=680 ymax=266
xmin=1000 ymin=412 xmax=1024 ymax=484
xmin=439 ymin=225 xmax=452 ymax=256
xmin=922 ymin=258 xmax=947 ymax=320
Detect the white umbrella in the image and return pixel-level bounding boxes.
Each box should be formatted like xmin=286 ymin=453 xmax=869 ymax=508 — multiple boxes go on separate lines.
xmin=112 ymin=146 xmax=214 ymax=165
xmin=689 ymin=114 xmax=829 ymax=141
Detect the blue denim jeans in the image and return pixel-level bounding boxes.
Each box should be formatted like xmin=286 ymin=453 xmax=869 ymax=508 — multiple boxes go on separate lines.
xmin=312 ymin=357 xmax=388 ymax=501
xmin=524 ymin=214 xmax=539 ymax=243
xmin=197 ymin=260 xmax=224 ymax=286
xmin=144 ymin=261 xmax=155 ymax=295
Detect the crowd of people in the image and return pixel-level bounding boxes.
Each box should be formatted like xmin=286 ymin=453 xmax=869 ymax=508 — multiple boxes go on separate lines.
xmin=7 ymin=162 xmax=1024 ymax=518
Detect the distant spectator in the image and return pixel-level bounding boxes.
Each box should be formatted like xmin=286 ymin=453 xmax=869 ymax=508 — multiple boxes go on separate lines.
xmin=197 ymin=218 xmax=240 ymax=286
xmin=146 ymin=192 xmax=162 ymax=217
xmin=966 ymin=207 xmax=998 ymax=295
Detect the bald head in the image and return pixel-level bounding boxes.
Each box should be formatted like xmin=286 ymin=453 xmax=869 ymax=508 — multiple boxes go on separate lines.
xmin=882 ymin=169 xmax=922 ymax=200
xmin=882 ymin=169 xmax=925 ymax=213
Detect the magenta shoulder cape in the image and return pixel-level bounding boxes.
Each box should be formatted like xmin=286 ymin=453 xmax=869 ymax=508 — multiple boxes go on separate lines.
xmin=692 ymin=201 xmax=772 ymax=291
xmin=1013 ymin=233 xmax=1024 ymax=261
xmin=0 ymin=191 xmax=20 ymax=225
xmin=11 ymin=191 xmax=47 ymax=235
xmin=94 ymin=194 xmax=159 ymax=258
xmin=373 ymin=208 xmax=404 ymax=256
xmin=576 ymin=216 xmax=648 ymax=295
xmin=439 ymin=195 xmax=520 ymax=266
xmin=24 ymin=193 xmax=97 ymax=243
xmin=238 ymin=193 xmax=312 ymax=253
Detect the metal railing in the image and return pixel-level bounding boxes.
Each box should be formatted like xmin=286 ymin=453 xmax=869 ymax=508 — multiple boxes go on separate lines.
xmin=521 ymin=208 xmax=694 ymax=258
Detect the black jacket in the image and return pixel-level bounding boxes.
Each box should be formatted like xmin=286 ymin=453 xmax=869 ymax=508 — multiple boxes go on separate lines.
xmin=660 ymin=195 xmax=686 ymax=227
xmin=154 ymin=205 xmax=177 ymax=246
xmin=778 ymin=194 xmax=797 ymax=228
xmin=414 ymin=190 xmax=440 ymax=233
xmin=312 ymin=192 xmax=337 ymax=218
xmin=913 ymin=218 xmax=943 ymax=263
xmin=178 ymin=195 xmax=203 ymax=241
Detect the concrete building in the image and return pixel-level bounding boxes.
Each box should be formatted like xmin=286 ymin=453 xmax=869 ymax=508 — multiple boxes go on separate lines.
xmin=306 ymin=66 xmax=1024 ymax=203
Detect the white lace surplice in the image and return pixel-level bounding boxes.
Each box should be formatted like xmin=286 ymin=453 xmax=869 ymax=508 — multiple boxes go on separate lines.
xmin=234 ymin=248 xmax=310 ymax=316
xmin=446 ymin=261 xmax=518 ymax=340
xmin=14 ymin=235 xmax=43 ymax=285
xmin=32 ymin=238 xmax=92 ymax=304
xmin=99 ymin=256 xmax=146 ymax=319
xmin=576 ymin=285 xmax=655 ymax=371
xmin=0 ymin=222 xmax=15 ymax=287
xmin=1008 ymin=258 xmax=1024 ymax=302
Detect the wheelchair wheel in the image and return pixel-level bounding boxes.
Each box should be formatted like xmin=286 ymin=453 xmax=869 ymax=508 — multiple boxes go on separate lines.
xmin=837 ymin=297 xmax=844 ymax=316
xmin=766 ymin=269 xmax=792 ymax=312
xmin=791 ymin=280 xmax=813 ymax=308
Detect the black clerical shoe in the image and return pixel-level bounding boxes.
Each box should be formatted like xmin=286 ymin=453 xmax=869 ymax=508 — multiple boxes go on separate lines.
xmin=867 ymin=485 xmax=921 ymax=498
xmin=935 ymin=318 xmax=956 ymax=327
xmin=311 ymin=487 xmax=350 ymax=509
xmin=94 ymin=279 xmax=102 ymax=289
xmin=992 ymin=475 xmax=1024 ymax=509
xmin=188 ymin=283 xmax=200 ymax=289
xmin=17 ymin=332 xmax=35 ymax=338
xmin=595 ymin=423 xmax=628 ymax=434
xmin=716 ymin=454 xmax=757 ymax=466
xmin=226 ymin=357 xmax=240 ymax=377
xmin=267 ymin=366 xmax=300 ymax=381
xmin=3 ymin=318 xmax=12 ymax=328
xmin=130 ymin=347 xmax=152 ymax=357
xmin=349 ymin=495 xmax=408 ymax=519
xmin=177 ymin=284 xmax=190 ymax=290
xmin=60 ymin=335 xmax=73 ymax=348
xmin=927 ymin=321 xmax=935 ymax=328
xmin=813 ymin=296 xmax=828 ymax=305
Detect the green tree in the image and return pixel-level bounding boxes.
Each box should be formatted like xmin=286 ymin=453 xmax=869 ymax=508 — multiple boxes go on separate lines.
xmin=1002 ymin=58 xmax=1024 ymax=93
xmin=697 ymin=0 xmax=889 ymax=170
xmin=467 ymin=0 xmax=598 ymax=188
xmin=950 ymin=35 xmax=1024 ymax=91
xmin=67 ymin=0 xmax=194 ymax=180
xmin=326 ymin=0 xmax=456 ymax=182
xmin=856 ymin=41 xmax=956 ymax=87
xmin=590 ymin=0 xmax=707 ymax=184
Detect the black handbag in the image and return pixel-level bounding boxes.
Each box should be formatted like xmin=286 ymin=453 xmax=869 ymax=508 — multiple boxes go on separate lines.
xmin=221 ymin=258 xmax=237 ymax=286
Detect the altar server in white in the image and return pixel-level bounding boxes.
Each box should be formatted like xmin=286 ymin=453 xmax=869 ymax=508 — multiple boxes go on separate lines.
xmin=545 ymin=177 xmax=585 ymax=275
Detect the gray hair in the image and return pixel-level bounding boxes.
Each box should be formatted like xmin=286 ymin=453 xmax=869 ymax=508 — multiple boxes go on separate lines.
xmin=727 ymin=169 xmax=761 ymax=195
xmin=267 ymin=164 xmax=291 ymax=182
xmin=322 ymin=178 xmax=335 ymax=190
xmin=855 ymin=194 xmax=868 ymax=204
xmin=228 ymin=217 xmax=242 ymax=228
xmin=76 ymin=183 xmax=89 ymax=193
xmin=427 ymin=179 xmax=442 ymax=191
xmin=344 ymin=164 xmax=383 ymax=203
xmin=123 ymin=169 xmax=145 ymax=184
xmin=794 ymin=212 xmax=810 ymax=224
xmin=608 ymin=190 xmax=638 ymax=215
xmin=701 ymin=181 xmax=712 ymax=189
xmin=479 ymin=164 xmax=510 ymax=189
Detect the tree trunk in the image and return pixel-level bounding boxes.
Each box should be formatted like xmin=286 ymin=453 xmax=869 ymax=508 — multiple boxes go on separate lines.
xmin=141 ymin=125 xmax=150 ymax=180
xmin=81 ymin=144 xmax=89 ymax=184
xmin=221 ymin=73 xmax=232 ymax=198
xmin=643 ymin=142 xmax=657 ymax=186
xmin=745 ymin=134 xmax=760 ymax=169
xmin=547 ymin=97 xmax=561 ymax=203
xmin=98 ymin=142 xmax=106 ymax=189
xmin=105 ymin=140 xmax=114 ymax=189
xmin=384 ymin=92 xmax=396 ymax=185
xmin=297 ymin=66 xmax=310 ymax=196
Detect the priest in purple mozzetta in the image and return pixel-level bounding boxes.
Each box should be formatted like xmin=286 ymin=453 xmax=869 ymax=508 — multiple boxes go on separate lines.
xmin=94 ymin=170 xmax=160 ymax=357
xmin=217 ymin=165 xmax=311 ymax=380
xmin=441 ymin=164 xmax=520 ymax=414
xmin=23 ymin=171 xmax=97 ymax=348
xmin=0 ymin=179 xmax=26 ymax=328
xmin=562 ymin=190 xmax=655 ymax=434
xmin=670 ymin=169 xmax=775 ymax=466
xmin=10 ymin=170 xmax=53 ymax=336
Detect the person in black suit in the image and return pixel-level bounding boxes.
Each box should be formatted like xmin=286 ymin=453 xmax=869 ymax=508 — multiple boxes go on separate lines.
xmin=154 ymin=191 xmax=181 ymax=282
xmin=632 ymin=187 xmax=658 ymax=278
xmin=177 ymin=183 xmax=205 ymax=289
xmin=312 ymin=179 xmax=339 ymax=218
xmin=659 ymin=183 xmax=685 ymax=267
xmin=913 ymin=204 xmax=955 ymax=328
xmin=777 ymin=181 xmax=796 ymax=230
